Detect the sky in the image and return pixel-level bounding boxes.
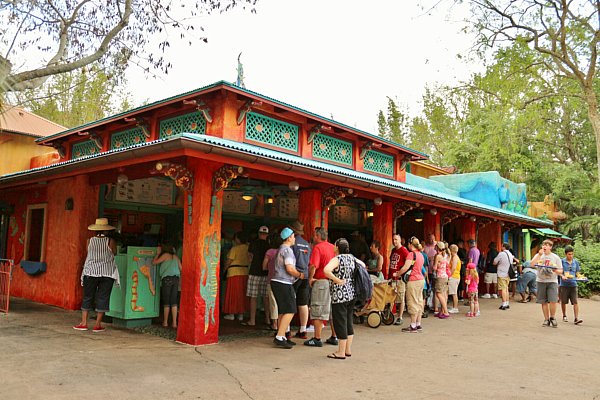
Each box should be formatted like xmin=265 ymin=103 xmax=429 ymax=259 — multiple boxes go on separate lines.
xmin=126 ymin=0 xmax=482 ymax=134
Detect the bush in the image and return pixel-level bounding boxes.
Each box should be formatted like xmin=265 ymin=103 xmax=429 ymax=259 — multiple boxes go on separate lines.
xmin=561 ymin=239 xmax=600 ymax=297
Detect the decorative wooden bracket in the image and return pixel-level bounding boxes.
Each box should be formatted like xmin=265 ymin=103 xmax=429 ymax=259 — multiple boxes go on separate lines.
xmin=212 ymin=165 xmax=244 ymax=193
xmin=237 ymin=100 xmax=263 ymax=125
xmin=151 ymin=161 xmax=195 ymax=224
xmin=307 ymin=124 xmax=333 ymax=144
xmin=52 ymin=143 xmax=66 ymax=159
xmin=322 ymin=186 xmax=356 ymax=210
xmin=477 ymin=217 xmax=493 ymax=229
xmin=442 ymin=211 xmax=461 ymax=225
xmin=359 ymin=142 xmax=373 ymax=160
xmin=124 ymin=117 xmax=151 ymax=138
xmin=399 ymin=154 xmax=412 ymax=171
xmin=393 ymin=201 xmax=420 ymax=218
xmin=183 ymin=98 xmax=213 ymax=123
xmin=89 ymin=132 xmax=103 ymax=150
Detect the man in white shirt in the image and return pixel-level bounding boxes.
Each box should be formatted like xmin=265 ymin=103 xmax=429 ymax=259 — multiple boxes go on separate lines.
xmin=531 ymin=239 xmax=563 ymax=328
xmin=494 ymin=243 xmax=518 ymax=310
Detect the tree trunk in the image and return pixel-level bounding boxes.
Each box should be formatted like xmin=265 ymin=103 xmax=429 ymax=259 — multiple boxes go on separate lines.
xmin=583 ymin=86 xmax=600 ymax=186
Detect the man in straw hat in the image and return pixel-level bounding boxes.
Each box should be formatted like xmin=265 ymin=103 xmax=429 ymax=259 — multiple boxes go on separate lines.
xmin=73 ymin=218 xmax=119 ymax=333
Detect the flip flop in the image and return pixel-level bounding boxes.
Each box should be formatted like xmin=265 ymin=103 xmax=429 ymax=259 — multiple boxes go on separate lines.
xmin=345 ymin=353 xmax=352 ymax=357
xmin=327 ymin=353 xmax=346 ymax=360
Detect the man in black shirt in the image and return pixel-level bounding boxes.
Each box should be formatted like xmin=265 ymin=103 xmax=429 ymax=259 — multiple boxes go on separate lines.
xmin=244 ymin=226 xmax=270 ymax=326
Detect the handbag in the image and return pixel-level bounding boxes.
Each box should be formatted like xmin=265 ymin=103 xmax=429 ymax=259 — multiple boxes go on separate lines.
xmin=401 ymin=252 xmax=416 ymax=283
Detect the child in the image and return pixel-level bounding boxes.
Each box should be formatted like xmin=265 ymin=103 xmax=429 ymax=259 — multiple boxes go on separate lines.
xmin=464 ymin=262 xmax=480 ymax=317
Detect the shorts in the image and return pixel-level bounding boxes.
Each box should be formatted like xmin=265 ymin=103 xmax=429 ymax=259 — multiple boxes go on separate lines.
xmin=393 ymin=280 xmax=406 ymax=303
xmin=484 ymin=273 xmax=498 ymax=284
xmin=331 ymin=300 xmax=355 ymax=340
xmin=468 ymin=292 xmax=478 ymax=302
xmin=435 ymin=277 xmax=448 ymax=293
xmin=246 ymin=275 xmax=268 ymax=298
xmin=405 ymin=280 xmax=424 ymax=316
xmin=497 ymin=276 xmax=510 ymax=291
xmin=293 ymin=278 xmax=310 ymax=306
xmin=448 ymin=278 xmax=460 ymax=295
xmin=270 ymin=281 xmax=296 ymax=314
xmin=161 ymin=276 xmax=180 ymax=307
xmin=309 ymin=279 xmax=331 ymax=320
xmin=81 ymin=275 xmax=114 ymax=313
xmin=536 ymin=282 xmax=559 ymax=304
xmin=559 ymin=286 xmax=578 ymax=305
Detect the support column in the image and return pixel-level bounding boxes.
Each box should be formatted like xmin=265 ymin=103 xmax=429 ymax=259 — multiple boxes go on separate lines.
xmin=523 ymin=229 xmax=532 ymax=261
xmin=424 ymin=211 xmax=441 ymax=240
xmin=373 ymin=202 xmax=393 ymax=278
xmin=298 ymin=189 xmax=323 ymax=238
xmin=177 ymin=160 xmax=223 ymax=346
xmin=462 ymin=219 xmax=477 ymax=243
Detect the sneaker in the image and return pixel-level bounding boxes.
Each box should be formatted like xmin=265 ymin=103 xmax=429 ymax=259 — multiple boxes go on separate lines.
xmin=562 ymin=316 xmax=568 ymax=322
xmin=416 ymin=325 xmax=423 ymax=332
xmin=542 ymin=320 xmax=550 ymax=327
xmin=223 ymin=314 xmax=235 ymax=321
xmin=549 ymin=318 xmax=558 ymax=328
xmin=393 ymin=318 xmax=403 ymax=326
xmin=438 ymin=313 xmax=450 ymax=319
xmin=492 ymin=294 xmax=498 ymax=299
xmin=499 ymin=305 xmax=509 ymax=310
xmin=284 ymin=334 xmax=297 ymax=346
xmin=449 ymin=308 xmax=459 ymax=314
xmin=574 ymin=318 xmax=583 ymax=325
xmin=325 ymin=336 xmax=338 ymax=346
xmin=475 ymin=311 xmax=481 ymax=317
xmin=304 ymin=338 xmax=323 ymax=347
xmin=273 ymin=337 xmax=293 ymax=349
xmin=236 ymin=314 xmax=244 ymax=321
xmin=481 ymin=294 xmax=491 ymax=299
xmin=92 ymin=326 xmax=106 ymax=333
xmin=294 ymin=331 xmax=308 ymax=339
xmin=401 ymin=326 xmax=418 ymax=333
xmin=73 ymin=324 xmax=88 ymax=331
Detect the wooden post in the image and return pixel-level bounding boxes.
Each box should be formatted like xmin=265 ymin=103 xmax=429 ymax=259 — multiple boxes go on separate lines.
xmin=298 ymin=189 xmax=323 ymax=240
xmin=373 ymin=201 xmax=393 ymax=278
xmin=424 ymin=211 xmax=441 ymax=241
xmin=177 ymin=159 xmax=223 ymax=345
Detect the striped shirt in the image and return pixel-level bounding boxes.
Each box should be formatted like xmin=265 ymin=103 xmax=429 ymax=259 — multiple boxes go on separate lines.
xmin=82 ymin=236 xmax=118 ymax=281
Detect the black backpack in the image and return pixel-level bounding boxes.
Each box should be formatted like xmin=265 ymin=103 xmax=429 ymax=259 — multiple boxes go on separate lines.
xmin=353 ymin=258 xmax=373 ymax=302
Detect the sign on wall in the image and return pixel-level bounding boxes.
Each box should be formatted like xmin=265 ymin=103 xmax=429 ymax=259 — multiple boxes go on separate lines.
xmin=115 ymin=178 xmax=175 ymax=206
xmin=332 ymin=205 xmax=359 ymax=225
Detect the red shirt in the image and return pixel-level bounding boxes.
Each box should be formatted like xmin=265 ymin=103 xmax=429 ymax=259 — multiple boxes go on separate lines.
xmin=389 ymin=246 xmax=409 ymax=279
xmin=310 ymin=241 xmax=336 ymax=280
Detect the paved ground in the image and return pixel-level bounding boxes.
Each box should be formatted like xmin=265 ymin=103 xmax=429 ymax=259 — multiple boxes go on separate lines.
xmin=2 ymin=296 xmax=600 ymax=400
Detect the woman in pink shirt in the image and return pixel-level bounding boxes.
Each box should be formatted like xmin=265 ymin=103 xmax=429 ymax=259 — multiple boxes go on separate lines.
xmin=397 ymin=237 xmax=426 ymax=333
xmin=433 ymin=242 xmax=450 ymax=319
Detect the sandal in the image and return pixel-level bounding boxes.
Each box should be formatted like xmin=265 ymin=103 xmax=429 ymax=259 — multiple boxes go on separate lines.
xmin=574 ymin=319 xmax=583 ymax=325
xmin=327 ymin=353 xmax=346 ymax=360
xmin=345 ymin=353 xmax=352 ymax=357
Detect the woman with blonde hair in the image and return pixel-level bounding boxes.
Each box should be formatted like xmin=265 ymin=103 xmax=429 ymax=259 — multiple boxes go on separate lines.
xmin=397 ymin=237 xmax=426 ymax=332
xmin=433 ymin=241 xmax=450 ymax=319
xmin=448 ymin=244 xmax=462 ymax=314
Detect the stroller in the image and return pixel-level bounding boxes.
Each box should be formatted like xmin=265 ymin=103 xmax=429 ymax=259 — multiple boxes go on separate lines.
xmin=355 ymin=279 xmax=398 ymax=328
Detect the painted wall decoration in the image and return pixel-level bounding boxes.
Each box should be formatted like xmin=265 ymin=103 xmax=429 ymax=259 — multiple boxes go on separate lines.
xmin=200 ymin=231 xmax=220 ymax=333
xmin=211 ymin=165 xmax=243 ymax=225
xmin=151 ymin=161 xmax=194 ymax=224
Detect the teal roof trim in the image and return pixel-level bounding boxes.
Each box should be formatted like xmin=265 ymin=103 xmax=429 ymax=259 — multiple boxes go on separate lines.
xmin=36 ymin=81 xmax=428 ymax=159
xmin=182 ymin=134 xmax=550 ymax=226
xmin=530 ymin=228 xmax=571 ymax=240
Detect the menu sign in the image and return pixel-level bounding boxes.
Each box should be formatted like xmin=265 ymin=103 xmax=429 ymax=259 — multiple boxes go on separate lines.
xmin=115 ymin=178 xmax=175 ymax=206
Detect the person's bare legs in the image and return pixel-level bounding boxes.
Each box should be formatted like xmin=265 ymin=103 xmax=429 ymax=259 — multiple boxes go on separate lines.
xmin=452 ymin=293 xmax=458 ymax=309
xmin=248 ymin=297 xmax=258 ymax=325
xmin=549 ymin=302 xmax=557 ymax=319
xmin=313 ymin=320 xmax=324 ymax=339
xmin=574 ymin=303 xmax=580 ymax=320
xmin=561 ymin=301 xmax=567 ymax=318
xmin=263 ymin=296 xmax=270 ymax=325
xmin=94 ymin=312 xmax=105 ymax=329
xmin=276 ymin=314 xmax=294 ymax=338
xmin=541 ymin=303 xmax=550 ymax=320
xmin=297 ymin=305 xmax=308 ymax=332
xmin=345 ymin=335 xmax=354 ymax=356
xmin=171 ymin=306 xmax=178 ymax=328
xmin=162 ymin=306 xmax=170 ymax=327
xmin=80 ymin=310 xmax=89 ymax=326
xmin=334 ymin=339 xmax=347 ymax=358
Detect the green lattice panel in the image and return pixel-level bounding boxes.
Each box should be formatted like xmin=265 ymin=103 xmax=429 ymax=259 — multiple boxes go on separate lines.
xmin=244 ymin=112 xmax=298 ymax=151
xmin=312 ymin=134 xmax=353 ymax=166
xmin=72 ymin=140 xmax=99 ymax=159
xmin=363 ymin=149 xmax=394 ymax=176
xmin=111 ymin=127 xmax=145 ymax=149
xmin=159 ymin=111 xmax=206 ymax=139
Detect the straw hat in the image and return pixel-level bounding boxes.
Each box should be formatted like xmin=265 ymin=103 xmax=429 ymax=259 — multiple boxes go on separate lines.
xmin=88 ymin=218 xmax=115 ymax=231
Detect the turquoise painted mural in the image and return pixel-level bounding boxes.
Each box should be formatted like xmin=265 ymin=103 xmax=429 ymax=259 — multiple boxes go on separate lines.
xmin=200 ymin=231 xmax=220 ymax=333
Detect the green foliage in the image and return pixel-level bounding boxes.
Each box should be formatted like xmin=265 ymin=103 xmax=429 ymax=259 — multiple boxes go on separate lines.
xmin=565 ymin=239 xmax=600 ymax=297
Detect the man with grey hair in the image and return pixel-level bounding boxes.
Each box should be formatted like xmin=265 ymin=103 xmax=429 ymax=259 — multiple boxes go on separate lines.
xmin=304 ymin=227 xmax=337 ymax=347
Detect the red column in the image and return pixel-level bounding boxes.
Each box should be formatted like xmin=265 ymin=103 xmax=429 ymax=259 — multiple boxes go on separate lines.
xmin=462 ymin=219 xmax=477 ymax=243
xmin=298 ymin=189 xmax=322 ymax=239
xmin=373 ymin=202 xmax=393 ymax=278
xmin=424 ymin=211 xmax=441 ymax=241
xmin=177 ymin=160 xmax=223 ymax=345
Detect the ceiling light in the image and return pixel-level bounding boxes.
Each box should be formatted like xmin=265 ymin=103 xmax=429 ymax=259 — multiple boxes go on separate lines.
xmin=367 ymin=211 xmax=374 ymax=218
xmin=242 ymin=192 xmax=254 ymax=201
xmin=430 ymin=208 xmax=437 ymax=215
xmin=374 ymin=197 xmax=383 ymax=206
xmin=266 ymin=197 xmax=274 ymax=204
xmin=288 ymin=180 xmax=300 ymax=191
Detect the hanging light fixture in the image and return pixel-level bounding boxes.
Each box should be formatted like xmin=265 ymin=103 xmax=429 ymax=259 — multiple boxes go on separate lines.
xmin=470 ymin=216 xmax=477 ymax=222
xmin=288 ymin=180 xmax=300 ymax=191
xmin=117 ymin=173 xmax=128 ymax=185
xmin=414 ymin=211 xmax=424 ymax=222
xmin=374 ymin=197 xmax=383 ymax=206
xmin=367 ymin=211 xmax=374 ymax=218
xmin=266 ymin=197 xmax=274 ymax=204
xmin=430 ymin=208 xmax=438 ymax=215
xmin=242 ymin=192 xmax=254 ymax=201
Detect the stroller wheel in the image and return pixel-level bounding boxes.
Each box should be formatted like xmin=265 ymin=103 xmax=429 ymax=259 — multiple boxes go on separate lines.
xmin=367 ymin=311 xmax=382 ymax=328
xmin=381 ymin=307 xmax=395 ymax=326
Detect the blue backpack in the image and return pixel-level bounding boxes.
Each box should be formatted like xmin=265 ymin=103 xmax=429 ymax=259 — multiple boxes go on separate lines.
xmin=353 ymin=258 xmax=373 ymax=302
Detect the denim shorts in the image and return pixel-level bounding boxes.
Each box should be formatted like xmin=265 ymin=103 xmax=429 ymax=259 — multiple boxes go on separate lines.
xmin=161 ymin=276 xmax=180 ymax=307
xmin=82 ymin=275 xmax=114 ymax=312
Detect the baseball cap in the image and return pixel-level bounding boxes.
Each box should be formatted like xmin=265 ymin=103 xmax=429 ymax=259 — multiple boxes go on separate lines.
xmin=466 ymin=262 xmax=476 ymax=270
xmin=258 ymin=226 xmax=269 ymax=234
xmin=280 ymin=227 xmax=294 ymax=240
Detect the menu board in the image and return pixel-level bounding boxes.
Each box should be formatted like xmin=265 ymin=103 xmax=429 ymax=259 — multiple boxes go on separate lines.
xmin=332 ymin=205 xmax=359 ymax=225
xmin=115 ymin=178 xmax=175 ymax=206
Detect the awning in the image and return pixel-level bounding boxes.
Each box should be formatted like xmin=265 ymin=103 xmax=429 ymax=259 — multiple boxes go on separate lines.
xmin=529 ymin=228 xmax=572 ymax=241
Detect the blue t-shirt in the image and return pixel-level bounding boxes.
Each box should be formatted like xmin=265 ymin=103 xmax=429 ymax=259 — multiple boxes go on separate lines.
xmin=292 ymin=235 xmax=311 ymax=276
xmin=560 ymin=258 xmax=581 ymax=287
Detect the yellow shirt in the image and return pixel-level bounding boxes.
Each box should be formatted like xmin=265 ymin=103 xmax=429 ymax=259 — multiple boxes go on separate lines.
xmin=227 ymin=243 xmax=250 ymax=278
xmin=451 ymin=258 xmax=462 ymax=279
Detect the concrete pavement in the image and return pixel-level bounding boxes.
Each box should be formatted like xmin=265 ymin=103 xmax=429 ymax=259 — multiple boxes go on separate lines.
xmin=2 ymin=297 xmax=600 ymax=400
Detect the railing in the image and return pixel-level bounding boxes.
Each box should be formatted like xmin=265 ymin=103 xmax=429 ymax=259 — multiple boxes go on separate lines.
xmin=0 ymin=259 xmax=14 ymax=313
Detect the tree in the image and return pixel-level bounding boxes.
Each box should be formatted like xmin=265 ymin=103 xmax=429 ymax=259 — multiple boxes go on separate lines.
xmin=377 ymin=97 xmax=412 ymax=145
xmin=465 ymin=0 xmax=600 ymax=184
xmin=0 ymin=0 xmax=257 ymax=93
xmin=15 ymin=66 xmax=133 ymax=128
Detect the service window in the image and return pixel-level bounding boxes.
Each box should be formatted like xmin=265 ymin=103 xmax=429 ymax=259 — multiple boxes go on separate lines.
xmin=24 ymin=204 xmax=47 ymax=262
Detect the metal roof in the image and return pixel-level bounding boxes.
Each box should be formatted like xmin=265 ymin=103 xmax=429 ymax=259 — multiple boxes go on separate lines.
xmin=35 ymin=81 xmax=428 ymax=159
xmin=1 ymin=133 xmax=551 ymax=227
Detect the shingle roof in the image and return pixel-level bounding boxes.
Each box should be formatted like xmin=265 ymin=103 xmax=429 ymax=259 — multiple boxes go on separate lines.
xmin=0 ymin=106 xmax=66 ymax=137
